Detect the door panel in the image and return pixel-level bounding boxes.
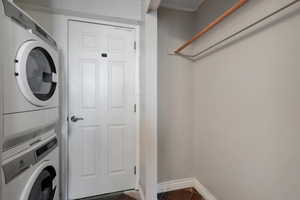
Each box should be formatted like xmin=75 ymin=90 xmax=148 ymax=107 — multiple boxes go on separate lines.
xmin=82 ymin=126 xmax=98 ymax=176
xmin=81 ymin=60 xmax=97 ymax=109
xmin=68 ymin=20 xmax=136 ymax=199
xmin=110 ymin=63 xmax=125 ymax=108
xmin=108 ymin=125 xmax=126 ymax=174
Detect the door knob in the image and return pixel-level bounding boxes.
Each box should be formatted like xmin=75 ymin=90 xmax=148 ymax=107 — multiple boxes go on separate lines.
xmin=70 ymin=115 xmax=84 ymax=122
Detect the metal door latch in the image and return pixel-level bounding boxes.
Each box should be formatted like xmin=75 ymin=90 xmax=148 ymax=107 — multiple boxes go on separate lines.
xmin=70 ymin=115 xmax=84 ymax=122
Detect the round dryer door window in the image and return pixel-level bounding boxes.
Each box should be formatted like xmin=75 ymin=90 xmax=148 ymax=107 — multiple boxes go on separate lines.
xmin=15 ymin=40 xmax=58 ymax=107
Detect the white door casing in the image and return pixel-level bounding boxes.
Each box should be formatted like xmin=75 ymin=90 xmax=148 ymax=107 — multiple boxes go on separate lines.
xmin=68 ymin=20 xmax=137 ymax=199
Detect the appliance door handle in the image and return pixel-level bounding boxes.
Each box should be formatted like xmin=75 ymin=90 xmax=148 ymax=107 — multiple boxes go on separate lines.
xmin=70 ymin=115 xmax=84 ymax=122
xmin=50 ymin=186 xmax=56 ymax=200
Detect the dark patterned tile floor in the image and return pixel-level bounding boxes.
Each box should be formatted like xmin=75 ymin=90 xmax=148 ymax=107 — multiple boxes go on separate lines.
xmin=78 ymin=188 xmax=203 ymax=200
xmin=79 ymin=191 xmax=138 ymax=200
xmin=158 ymin=188 xmax=205 ymax=200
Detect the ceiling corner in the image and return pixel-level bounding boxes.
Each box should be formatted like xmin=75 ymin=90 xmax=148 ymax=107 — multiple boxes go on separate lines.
xmin=147 ymin=0 xmax=162 ymax=12
xmin=160 ymin=0 xmax=205 ymax=12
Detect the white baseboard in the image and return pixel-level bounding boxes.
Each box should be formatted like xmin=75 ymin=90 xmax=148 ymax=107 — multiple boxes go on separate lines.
xmin=157 ymin=178 xmax=195 ymax=193
xmin=138 ymin=184 xmax=145 ymax=200
xmin=157 ymin=178 xmax=217 ymax=200
xmin=193 ymin=179 xmax=217 ymax=200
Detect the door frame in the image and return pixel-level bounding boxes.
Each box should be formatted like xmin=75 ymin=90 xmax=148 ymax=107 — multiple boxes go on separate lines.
xmin=66 ymin=17 xmax=140 ymax=199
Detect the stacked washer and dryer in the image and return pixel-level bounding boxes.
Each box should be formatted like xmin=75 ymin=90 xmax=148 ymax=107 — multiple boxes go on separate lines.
xmin=1 ymin=1 xmax=60 ymax=200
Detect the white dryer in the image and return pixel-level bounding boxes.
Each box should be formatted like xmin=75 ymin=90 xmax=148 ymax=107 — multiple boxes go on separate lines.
xmin=2 ymin=134 xmax=59 ymax=200
xmin=4 ymin=28 xmax=59 ymax=113
xmin=2 ymin=0 xmax=59 ymax=148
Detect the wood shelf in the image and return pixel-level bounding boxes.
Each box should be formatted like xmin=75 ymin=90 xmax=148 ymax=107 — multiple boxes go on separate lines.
xmin=174 ymin=0 xmax=248 ymax=54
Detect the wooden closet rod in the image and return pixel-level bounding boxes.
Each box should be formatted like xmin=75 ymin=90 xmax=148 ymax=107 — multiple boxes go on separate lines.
xmin=174 ymin=0 xmax=248 ymax=54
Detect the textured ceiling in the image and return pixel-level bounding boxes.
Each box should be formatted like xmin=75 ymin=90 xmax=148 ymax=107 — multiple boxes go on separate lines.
xmin=160 ymin=0 xmax=205 ymax=12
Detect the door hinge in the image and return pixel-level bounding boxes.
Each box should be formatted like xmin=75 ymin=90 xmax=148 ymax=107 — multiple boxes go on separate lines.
xmin=134 ymin=41 xmax=136 ymax=50
xmin=134 ymin=104 xmax=137 ymax=113
xmin=134 ymin=166 xmax=137 ymax=175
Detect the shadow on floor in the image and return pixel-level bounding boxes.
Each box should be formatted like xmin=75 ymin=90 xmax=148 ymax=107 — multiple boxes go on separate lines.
xmin=158 ymin=188 xmax=205 ymax=200
xmin=79 ymin=191 xmax=138 ymax=200
xmin=79 ymin=187 xmax=204 ymax=200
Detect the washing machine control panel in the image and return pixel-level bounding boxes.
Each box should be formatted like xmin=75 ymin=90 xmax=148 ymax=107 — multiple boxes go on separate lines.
xmin=35 ymin=138 xmax=57 ymax=162
xmin=2 ymin=137 xmax=58 ymax=184
xmin=2 ymin=151 xmax=35 ymax=183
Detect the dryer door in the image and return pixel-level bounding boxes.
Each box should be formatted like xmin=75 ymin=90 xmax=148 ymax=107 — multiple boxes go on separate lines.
xmin=28 ymin=167 xmax=56 ymax=200
xmin=15 ymin=40 xmax=58 ymax=107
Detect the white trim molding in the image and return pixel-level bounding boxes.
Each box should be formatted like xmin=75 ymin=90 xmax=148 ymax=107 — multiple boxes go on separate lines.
xmin=146 ymin=0 xmax=162 ymax=12
xmin=157 ymin=178 xmax=195 ymax=193
xmin=193 ymin=179 xmax=217 ymax=200
xmin=137 ymin=184 xmax=145 ymax=200
xmin=157 ymin=178 xmax=217 ymax=200
xmin=160 ymin=0 xmax=205 ymax=12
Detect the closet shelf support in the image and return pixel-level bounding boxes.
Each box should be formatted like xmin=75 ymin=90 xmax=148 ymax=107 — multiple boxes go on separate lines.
xmin=173 ymin=0 xmax=300 ymax=60
xmin=174 ymin=0 xmax=248 ymax=54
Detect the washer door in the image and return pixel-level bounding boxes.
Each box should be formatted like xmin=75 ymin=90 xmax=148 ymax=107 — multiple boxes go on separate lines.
xmin=15 ymin=40 xmax=58 ymax=107
xmin=27 ymin=166 xmax=57 ymax=200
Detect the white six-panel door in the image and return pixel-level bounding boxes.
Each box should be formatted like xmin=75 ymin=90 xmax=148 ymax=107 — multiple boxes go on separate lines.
xmin=68 ymin=20 xmax=137 ymax=199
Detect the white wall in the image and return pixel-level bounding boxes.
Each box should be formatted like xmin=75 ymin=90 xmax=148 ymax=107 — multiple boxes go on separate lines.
xmin=139 ymin=14 xmax=147 ymax=198
xmin=139 ymin=0 xmax=147 ymax=193
xmin=0 ymin=2 xmax=4 ymax=198
xmin=157 ymin=8 xmax=195 ymax=182
xmin=14 ymin=0 xmax=142 ymax=21
xmin=157 ymin=1 xmax=300 ymax=200
xmin=194 ymin=0 xmax=237 ymax=33
xmin=145 ymin=0 xmax=151 ymax=12
xmin=139 ymin=8 xmax=158 ymax=200
xmin=192 ymin=0 xmax=300 ymax=200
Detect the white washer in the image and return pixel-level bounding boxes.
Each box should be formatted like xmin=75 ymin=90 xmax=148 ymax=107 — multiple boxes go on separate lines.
xmin=2 ymin=0 xmax=59 ymax=147
xmin=2 ymin=134 xmax=59 ymax=200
